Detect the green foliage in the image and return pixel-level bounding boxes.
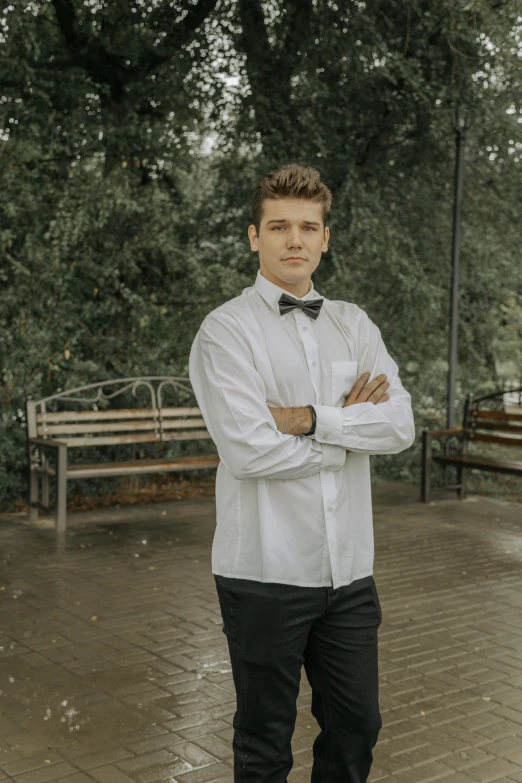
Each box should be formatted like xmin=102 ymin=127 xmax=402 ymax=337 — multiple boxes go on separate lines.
xmin=1 ymin=0 xmax=521 ymax=510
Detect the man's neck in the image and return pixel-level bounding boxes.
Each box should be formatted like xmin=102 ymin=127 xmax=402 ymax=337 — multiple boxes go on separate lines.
xmin=260 ymin=268 xmax=312 ymax=298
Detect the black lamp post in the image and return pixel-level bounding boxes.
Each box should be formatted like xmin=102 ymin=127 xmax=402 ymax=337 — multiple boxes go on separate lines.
xmin=447 ymin=101 xmax=471 ymax=429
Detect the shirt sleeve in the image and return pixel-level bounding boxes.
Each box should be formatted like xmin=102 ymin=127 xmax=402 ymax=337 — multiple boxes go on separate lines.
xmin=189 ymin=313 xmax=347 ymax=480
xmin=312 ymin=306 xmax=416 ymax=455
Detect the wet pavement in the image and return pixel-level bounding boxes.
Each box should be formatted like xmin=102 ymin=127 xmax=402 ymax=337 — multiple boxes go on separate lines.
xmin=0 ymin=481 xmax=522 ymax=783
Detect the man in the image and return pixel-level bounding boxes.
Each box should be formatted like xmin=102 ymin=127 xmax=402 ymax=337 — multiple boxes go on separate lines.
xmin=188 ymin=163 xmax=415 ymax=783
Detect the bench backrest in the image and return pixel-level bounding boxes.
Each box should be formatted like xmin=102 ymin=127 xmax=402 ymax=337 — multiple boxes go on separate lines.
xmin=465 ymin=409 xmax=522 ymax=447
xmin=32 ymin=407 xmax=211 ymax=448
xmin=26 ymin=377 xmax=212 ymax=449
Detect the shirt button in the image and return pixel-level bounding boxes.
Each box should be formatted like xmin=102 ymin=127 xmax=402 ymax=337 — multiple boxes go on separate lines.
xmin=302 ymin=326 xmax=308 ymax=331
xmin=312 ymin=361 xmax=316 ymax=366
xmin=327 ymin=506 xmax=333 ymax=512
xmin=323 ymin=433 xmax=329 ymax=440
xmin=325 ymin=470 xmax=330 ymax=474
xmin=317 ymin=398 xmax=322 ymax=404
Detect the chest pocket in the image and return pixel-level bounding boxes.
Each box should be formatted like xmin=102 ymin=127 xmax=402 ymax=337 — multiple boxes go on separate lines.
xmin=331 ymin=360 xmax=359 ymax=406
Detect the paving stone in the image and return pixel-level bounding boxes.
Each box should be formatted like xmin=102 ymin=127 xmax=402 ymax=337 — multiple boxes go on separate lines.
xmin=174 ymin=761 xmax=232 ymax=783
xmin=89 ymin=767 xmax=135 ymax=782
xmin=388 ymin=761 xmax=453 ymax=781
xmin=71 ymin=747 xmax=134 ymax=771
xmin=463 ymin=757 xmax=522 ymax=781
xmin=190 ymin=736 xmax=234 ymax=761
xmin=1 ymin=751 xmax=66 ymax=777
xmin=116 ymin=749 xmax=177 ymax=774
xmin=10 ymin=761 xmax=79 ymax=783
xmin=131 ymin=758 xmax=193 ymax=783
xmin=479 ymin=734 xmax=522 ymax=757
xmin=164 ymin=741 xmax=217 ymax=767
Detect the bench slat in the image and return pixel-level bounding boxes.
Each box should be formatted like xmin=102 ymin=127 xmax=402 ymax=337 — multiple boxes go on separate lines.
xmin=66 ymin=455 xmax=220 ymax=479
xmin=433 ymin=453 xmax=522 ymax=475
xmin=161 ymin=431 xmax=213 ymax=443
xmin=466 ymin=432 xmax=522 ymax=446
xmin=37 ymin=407 xmax=201 ymax=423
xmin=470 ymin=409 xmax=522 ymax=423
xmin=160 ymin=420 xmax=207 ymax=431
xmin=160 ymin=407 xmax=205 ymax=417
xmin=39 ymin=421 xmax=161 ymax=435
xmin=37 ymin=419 xmax=208 ymax=437
xmin=46 ymin=430 xmax=213 ymax=448
xmin=469 ymin=421 xmax=522 ymax=435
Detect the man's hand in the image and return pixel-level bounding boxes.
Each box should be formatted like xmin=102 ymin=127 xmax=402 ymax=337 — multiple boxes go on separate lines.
xmin=343 ymin=373 xmax=389 ymax=453
xmin=343 ymin=372 xmax=389 ymax=409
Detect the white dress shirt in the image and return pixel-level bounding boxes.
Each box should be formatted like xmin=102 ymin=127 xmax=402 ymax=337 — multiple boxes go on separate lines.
xmin=188 ymin=269 xmax=415 ymax=589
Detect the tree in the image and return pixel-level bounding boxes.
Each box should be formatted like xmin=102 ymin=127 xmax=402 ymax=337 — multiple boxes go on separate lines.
xmin=1 ymin=0 xmax=520 ymax=511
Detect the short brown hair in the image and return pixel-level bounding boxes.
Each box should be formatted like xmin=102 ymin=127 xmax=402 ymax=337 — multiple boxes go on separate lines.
xmin=252 ymin=163 xmax=332 ymax=235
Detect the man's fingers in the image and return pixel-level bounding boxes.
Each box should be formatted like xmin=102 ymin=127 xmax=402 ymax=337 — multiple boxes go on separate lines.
xmin=349 ymin=372 xmax=371 ymax=395
xmin=367 ymin=380 xmax=389 ymax=403
xmin=356 ymin=374 xmax=387 ymax=400
xmin=343 ymin=372 xmax=388 ymax=408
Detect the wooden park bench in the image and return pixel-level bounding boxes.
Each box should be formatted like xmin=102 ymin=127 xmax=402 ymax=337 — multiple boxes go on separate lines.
xmin=26 ymin=377 xmax=219 ymax=531
xmin=421 ymin=387 xmax=522 ymax=503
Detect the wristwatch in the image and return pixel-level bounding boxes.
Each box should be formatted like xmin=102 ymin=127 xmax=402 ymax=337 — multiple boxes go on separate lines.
xmin=304 ymin=404 xmax=317 ymax=437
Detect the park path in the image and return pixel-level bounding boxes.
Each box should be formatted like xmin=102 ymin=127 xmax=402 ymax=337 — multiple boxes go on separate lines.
xmin=0 ymin=482 xmax=521 ymax=782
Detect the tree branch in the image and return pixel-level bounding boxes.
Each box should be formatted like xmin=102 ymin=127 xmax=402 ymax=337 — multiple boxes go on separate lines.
xmin=141 ymin=0 xmax=221 ymax=76
xmin=51 ymin=0 xmax=80 ymax=48
xmin=278 ymin=0 xmax=314 ymax=76
xmin=237 ymin=0 xmax=273 ymax=92
xmin=176 ymin=0 xmax=220 ymax=44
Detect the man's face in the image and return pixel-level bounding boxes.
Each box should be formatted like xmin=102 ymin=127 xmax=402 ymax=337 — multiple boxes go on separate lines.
xmin=247 ymin=197 xmax=329 ymax=297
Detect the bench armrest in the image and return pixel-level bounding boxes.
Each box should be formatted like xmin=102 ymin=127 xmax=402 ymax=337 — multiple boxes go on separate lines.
xmin=28 ymin=437 xmax=69 ymax=449
xmin=424 ymin=427 xmax=465 ymax=439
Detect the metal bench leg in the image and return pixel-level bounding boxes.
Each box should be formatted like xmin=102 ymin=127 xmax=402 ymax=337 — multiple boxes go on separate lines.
xmin=42 ymin=453 xmax=50 ymax=509
xmin=458 ymin=467 xmax=468 ymax=500
xmin=56 ymin=446 xmax=68 ymax=532
xmin=457 ymin=439 xmax=469 ymax=500
xmin=421 ymin=431 xmax=431 ymax=503
xmin=28 ymin=461 xmax=39 ymax=522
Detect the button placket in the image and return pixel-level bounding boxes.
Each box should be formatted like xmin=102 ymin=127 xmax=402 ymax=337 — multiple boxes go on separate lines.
xmin=298 ymin=310 xmax=337 ymax=583
xmin=320 ymin=469 xmax=338 ymax=586
xmin=297 ymin=311 xmax=321 ymax=405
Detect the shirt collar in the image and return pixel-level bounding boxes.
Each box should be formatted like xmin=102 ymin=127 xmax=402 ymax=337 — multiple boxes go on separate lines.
xmin=253 ymin=268 xmax=324 ymax=316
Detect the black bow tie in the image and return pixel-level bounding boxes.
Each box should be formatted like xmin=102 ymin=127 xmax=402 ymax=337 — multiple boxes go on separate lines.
xmin=278 ymin=292 xmax=324 ymax=321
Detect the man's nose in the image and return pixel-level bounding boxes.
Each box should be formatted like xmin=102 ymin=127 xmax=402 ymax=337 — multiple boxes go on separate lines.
xmin=287 ymin=227 xmax=302 ymax=247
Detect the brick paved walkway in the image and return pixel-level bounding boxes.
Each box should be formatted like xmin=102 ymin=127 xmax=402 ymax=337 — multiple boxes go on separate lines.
xmin=0 ymin=482 xmax=521 ymax=783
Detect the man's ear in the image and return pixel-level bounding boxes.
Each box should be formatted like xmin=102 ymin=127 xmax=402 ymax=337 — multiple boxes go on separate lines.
xmin=248 ymin=224 xmax=259 ymax=251
xmin=322 ymin=226 xmax=329 ymax=251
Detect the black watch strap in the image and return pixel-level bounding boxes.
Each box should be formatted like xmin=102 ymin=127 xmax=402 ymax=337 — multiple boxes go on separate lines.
xmin=305 ymin=404 xmax=317 ymax=436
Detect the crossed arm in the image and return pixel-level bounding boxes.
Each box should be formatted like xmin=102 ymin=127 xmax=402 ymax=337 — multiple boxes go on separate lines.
xmin=267 ymin=407 xmax=313 ymax=437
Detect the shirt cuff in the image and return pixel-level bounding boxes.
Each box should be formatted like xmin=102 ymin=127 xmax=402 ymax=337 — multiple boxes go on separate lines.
xmin=321 ymin=441 xmax=347 ymax=471
xmin=313 ymin=402 xmax=379 ymax=452
xmin=314 ymin=402 xmax=375 ymax=441
xmin=314 ymin=404 xmax=343 ymax=443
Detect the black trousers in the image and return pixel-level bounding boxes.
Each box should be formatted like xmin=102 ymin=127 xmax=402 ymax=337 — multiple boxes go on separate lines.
xmin=214 ymin=573 xmax=382 ymax=783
